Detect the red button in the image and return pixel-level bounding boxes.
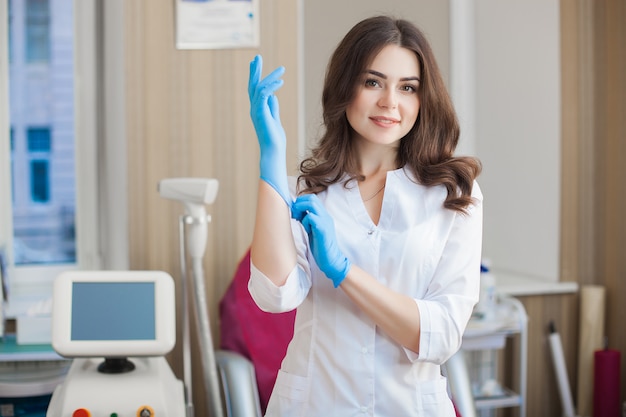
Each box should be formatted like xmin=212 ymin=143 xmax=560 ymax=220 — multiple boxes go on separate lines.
xmin=73 ymin=409 xmax=91 ymax=417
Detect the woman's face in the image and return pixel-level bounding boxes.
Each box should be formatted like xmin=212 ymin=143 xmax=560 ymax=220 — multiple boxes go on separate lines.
xmin=346 ymin=44 xmax=421 ymax=148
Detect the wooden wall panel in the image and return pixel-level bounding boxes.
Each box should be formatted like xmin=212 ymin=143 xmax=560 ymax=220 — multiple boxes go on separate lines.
xmin=506 ymin=294 xmax=579 ymax=417
xmin=505 ymin=0 xmax=626 ymax=414
xmin=124 ymin=1 xmax=299 ymax=416
xmin=594 ymin=0 xmax=626 ymax=408
xmin=532 ymin=1 xmax=626 ymax=415
xmin=560 ymin=0 xmax=585 ymax=285
xmin=481 ymin=293 xmax=578 ymax=417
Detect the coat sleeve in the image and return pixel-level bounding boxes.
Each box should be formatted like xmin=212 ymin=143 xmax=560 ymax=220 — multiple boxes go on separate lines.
xmin=412 ymin=182 xmax=483 ymax=364
xmin=248 ymin=178 xmax=313 ymax=313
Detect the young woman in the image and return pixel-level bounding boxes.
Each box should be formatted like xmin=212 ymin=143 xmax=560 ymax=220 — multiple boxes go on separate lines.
xmin=247 ymin=15 xmax=483 ymax=416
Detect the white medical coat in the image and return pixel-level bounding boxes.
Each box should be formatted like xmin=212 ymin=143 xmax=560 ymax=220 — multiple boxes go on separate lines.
xmin=249 ymin=167 xmax=483 ymax=417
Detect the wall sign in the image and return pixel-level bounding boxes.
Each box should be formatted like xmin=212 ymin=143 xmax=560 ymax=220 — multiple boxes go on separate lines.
xmin=176 ymin=0 xmax=259 ymax=50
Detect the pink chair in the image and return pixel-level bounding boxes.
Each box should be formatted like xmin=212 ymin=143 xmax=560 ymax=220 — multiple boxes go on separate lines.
xmin=219 ymin=250 xmax=295 ymax=414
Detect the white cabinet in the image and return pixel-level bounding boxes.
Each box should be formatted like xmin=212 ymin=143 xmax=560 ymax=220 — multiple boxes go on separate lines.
xmin=461 ymin=296 xmax=528 ymax=417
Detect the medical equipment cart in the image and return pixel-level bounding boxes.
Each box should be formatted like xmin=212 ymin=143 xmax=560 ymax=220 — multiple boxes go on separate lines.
xmin=461 ymin=296 xmax=528 ymax=417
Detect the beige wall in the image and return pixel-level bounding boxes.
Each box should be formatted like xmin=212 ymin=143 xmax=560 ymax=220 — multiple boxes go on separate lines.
xmin=474 ymin=0 xmax=561 ymax=282
xmin=124 ymin=1 xmax=299 ymax=415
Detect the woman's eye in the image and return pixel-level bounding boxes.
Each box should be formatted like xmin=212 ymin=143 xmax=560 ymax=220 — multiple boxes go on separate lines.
xmin=365 ymin=78 xmax=380 ymax=88
xmin=400 ymin=84 xmax=417 ymax=93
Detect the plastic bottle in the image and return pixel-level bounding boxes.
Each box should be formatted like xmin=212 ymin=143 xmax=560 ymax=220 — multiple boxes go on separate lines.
xmin=474 ymin=262 xmax=496 ymax=320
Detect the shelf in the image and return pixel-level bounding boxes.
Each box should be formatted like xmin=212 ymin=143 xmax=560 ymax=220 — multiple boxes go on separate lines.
xmin=475 ymin=388 xmax=522 ymax=409
xmin=493 ymin=271 xmax=578 ymax=296
xmin=0 ymin=334 xmax=70 ymax=397
xmin=0 ymin=360 xmax=69 ymax=397
xmin=461 ymin=296 xmax=528 ymax=417
xmin=0 ymin=334 xmax=63 ymax=362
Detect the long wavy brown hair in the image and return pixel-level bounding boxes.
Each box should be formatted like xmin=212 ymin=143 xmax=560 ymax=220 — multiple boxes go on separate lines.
xmin=298 ymin=16 xmax=481 ymax=213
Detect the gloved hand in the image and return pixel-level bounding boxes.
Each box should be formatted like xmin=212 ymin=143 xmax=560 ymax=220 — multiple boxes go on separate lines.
xmin=291 ymin=194 xmax=351 ymax=287
xmin=248 ymin=55 xmax=292 ymax=206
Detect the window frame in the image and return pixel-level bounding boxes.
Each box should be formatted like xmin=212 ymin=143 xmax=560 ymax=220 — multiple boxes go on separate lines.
xmin=0 ymin=0 xmax=101 ymax=316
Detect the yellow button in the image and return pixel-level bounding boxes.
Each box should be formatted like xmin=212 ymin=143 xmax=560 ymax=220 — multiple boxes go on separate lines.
xmin=137 ymin=405 xmax=155 ymax=417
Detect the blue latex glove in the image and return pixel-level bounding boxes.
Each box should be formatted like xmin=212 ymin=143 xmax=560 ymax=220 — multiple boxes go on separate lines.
xmin=291 ymin=194 xmax=351 ymax=287
xmin=248 ymin=55 xmax=292 ymax=206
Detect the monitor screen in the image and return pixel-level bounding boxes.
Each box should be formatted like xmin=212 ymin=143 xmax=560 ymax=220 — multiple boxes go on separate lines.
xmin=52 ymin=270 xmax=176 ymax=358
xmin=71 ymin=282 xmax=156 ymax=341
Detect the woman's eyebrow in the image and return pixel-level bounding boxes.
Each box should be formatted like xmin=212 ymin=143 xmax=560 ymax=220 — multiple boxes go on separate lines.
xmin=366 ymin=69 xmax=420 ymax=82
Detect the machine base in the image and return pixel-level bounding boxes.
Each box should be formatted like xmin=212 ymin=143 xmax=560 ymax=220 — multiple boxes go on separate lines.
xmin=46 ymin=356 xmax=185 ymax=417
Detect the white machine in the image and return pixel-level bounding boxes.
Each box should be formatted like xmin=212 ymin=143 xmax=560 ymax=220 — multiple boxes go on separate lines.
xmin=46 ymin=178 xmax=261 ymax=417
xmin=46 ymin=270 xmax=185 ymax=417
xmin=159 ymin=178 xmax=263 ymax=417
xmin=158 ymin=177 xmax=225 ymax=417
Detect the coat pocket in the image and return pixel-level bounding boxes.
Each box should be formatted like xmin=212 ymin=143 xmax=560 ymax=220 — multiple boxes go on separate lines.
xmin=417 ymin=376 xmax=456 ymax=415
xmin=265 ymin=370 xmax=309 ymax=417
xmin=274 ymin=369 xmax=309 ymax=402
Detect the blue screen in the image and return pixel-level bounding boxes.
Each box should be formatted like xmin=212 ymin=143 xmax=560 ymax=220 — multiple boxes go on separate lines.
xmin=71 ymin=282 xmax=156 ymax=341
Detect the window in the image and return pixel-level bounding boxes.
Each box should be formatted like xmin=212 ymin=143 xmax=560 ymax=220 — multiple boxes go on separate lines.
xmin=0 ymin=0 xmax=100 ymax=314
xmin=27 ymin=127 xmax=51 ymax=151
xmin=10 ymin=0 xmax=74 ymax=267
xmin=25 ymin=0 xmax=49 ymax=63
xmin=30 ymin=160 xmax=49 ymax=202
xmin=26 ymin=127 xmax=52 ymax=204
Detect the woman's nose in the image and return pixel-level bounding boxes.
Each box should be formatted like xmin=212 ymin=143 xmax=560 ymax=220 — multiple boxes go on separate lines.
xmin=378 ymin=88 xmax=398 ymax=109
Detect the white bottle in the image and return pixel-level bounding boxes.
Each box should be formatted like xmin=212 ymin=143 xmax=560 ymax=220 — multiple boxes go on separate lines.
xmin=475 ymin=262 xmax=496 ymax=321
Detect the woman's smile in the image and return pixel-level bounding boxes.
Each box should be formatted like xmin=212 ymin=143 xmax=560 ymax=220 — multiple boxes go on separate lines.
xmin=370 ymin=116 xmax=401 ymax=127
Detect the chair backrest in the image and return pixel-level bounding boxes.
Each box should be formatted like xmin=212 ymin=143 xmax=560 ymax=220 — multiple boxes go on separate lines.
xmin=443 ymin=350 xmax=477 ymax=417
xmin=219 ymin=249 xmax=296 ymax=413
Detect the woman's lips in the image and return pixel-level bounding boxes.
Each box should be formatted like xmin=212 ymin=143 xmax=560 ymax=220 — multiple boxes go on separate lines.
xmin=370 ymin=116 xmax=400 ymax=127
